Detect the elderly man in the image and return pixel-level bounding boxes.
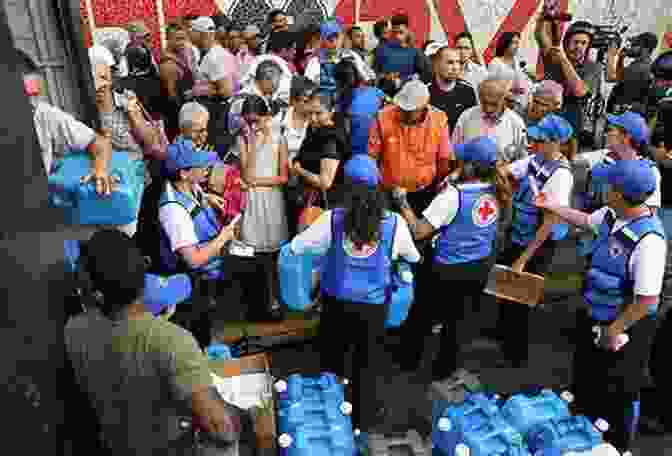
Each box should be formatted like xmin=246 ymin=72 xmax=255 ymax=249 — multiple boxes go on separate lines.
xmin=527 ymin=80 xmax=564 ymax=125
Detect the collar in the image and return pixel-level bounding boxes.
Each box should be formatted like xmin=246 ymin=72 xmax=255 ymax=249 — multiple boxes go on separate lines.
xmin=434 ymin=78 xmax=457 ymax=92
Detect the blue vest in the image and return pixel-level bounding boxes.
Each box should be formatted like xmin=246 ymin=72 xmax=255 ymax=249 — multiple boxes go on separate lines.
xmin=435 ymin=183 xmax=499 ymax=265
xmin=321 ymin=209 xmax=397 ymax=305
xmin=158 ymin=183 xmax=224 ymax=279
xmin=584 ymin=210 xmax=665 ymax=321
xmin=511 ymin=156 xmax=571 ymax=246
xmin=375 ymin=41 xmax=418 ymax=80
xmin=319 ymin=50 xmax=337 ymax=99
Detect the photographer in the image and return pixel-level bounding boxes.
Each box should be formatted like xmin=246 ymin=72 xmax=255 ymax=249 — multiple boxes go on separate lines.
xmin=606 ymin=33 xmax=659 ymax=115
xmin=535 ymin=19 xmax=601 ymax=137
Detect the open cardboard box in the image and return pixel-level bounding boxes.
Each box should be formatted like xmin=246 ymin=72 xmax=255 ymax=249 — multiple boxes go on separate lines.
xmin=484 ymin=264 xmax=545 ymax=307
xmin=209 ymin=353 xmax=276 ymax=450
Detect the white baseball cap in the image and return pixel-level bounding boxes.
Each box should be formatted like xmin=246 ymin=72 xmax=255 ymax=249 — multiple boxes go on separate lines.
xmin=425 ymin=41 xmax=449 ymax=57
xmin=394 ymin=79 xmax=430 ymax=111
xmin=191 ymin=17 xmax=216 ymax=33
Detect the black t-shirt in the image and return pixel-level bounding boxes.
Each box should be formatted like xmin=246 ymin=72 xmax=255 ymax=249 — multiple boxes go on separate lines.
xmin=429 ymin=80 xmax=478 ymax=132
xmin=606 ymin=57 xmax=653 ymax=112
xmin=296 ymin=125 xmax=348 ymax=203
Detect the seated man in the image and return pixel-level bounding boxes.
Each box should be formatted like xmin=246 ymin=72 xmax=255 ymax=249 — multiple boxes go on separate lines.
xmin=65 ymin=229 xmax=240 ymax=455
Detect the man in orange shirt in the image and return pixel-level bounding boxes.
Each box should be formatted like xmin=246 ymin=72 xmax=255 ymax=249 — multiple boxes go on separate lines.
xmin=368 ymin=79 xmax=453 ymax=376
xmin=368 ymin=79 xmax=453 ymax=214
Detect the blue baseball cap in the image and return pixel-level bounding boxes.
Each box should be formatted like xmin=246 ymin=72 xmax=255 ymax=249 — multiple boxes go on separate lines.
xmin=320 ymin=20 xmax=342 ymax=40
xmin=144 ymin=273 xmax=192 ymax=316
xmin=344 ymin=155 xmax=381 ymax=188
xmin=164 ymin=138 xmax=218 ymax=176
xmin=527 ymin=114 xmax=574 ymax=143
xmin=591 ymin=159 xmax=657 ymax=200
xmin=454 ymin=136 xmax=498 ymax=167
xmin=606 ymin=111 xmax=650 ymax=145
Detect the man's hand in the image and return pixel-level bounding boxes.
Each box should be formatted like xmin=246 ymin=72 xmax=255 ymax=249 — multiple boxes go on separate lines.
xmin=546 ymin=46 xmax=567 ymax=64
xmin=206 ymin=193 xmax=227 ymax=213
xmin=81 ymin=169 xmax=118 ymax=196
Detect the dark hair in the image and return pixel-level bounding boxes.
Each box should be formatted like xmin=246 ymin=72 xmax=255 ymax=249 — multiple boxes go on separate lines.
xmin=267 ymin=30 xmax=297 ymax=53
xmin=390 ymin=14 xmax=409 ymax=27
xmin=183 ymin=15 xmax=199 ymax=22
xmin=455 ymin=31 xmax=473 ymax=43
xmin=241 ymin=94 xmax=271 ymax=116
xmin=343 ymin=182 xmax=388 ymax=246
xmin=373 ymin=19 xmax=388 ymax=39
xmin=255 ymin=60 xmax=282 ymax=82
xmin=635 ymin=32 xmax=659 ymax=54
xmin=423 ymin=40 xmax=435 ymax=51
xmin=290 ymin=75 xmax=318 ymax=100
xmin=125 ymin=46 xmax=154 ymax=76
xmin=267 ymin=9 xmax=285 ymax=23
xmin=334 ymin=59 xmax=361 ymax=113
xmin=84 ymin=229 xmax=146 ymax=316
xmin=458 ymin=162 xmax=512 ymax=208
xmin=495 ymin=32 xmax=520 ymax=58
xmin=347 ymin=26 xmax=363 ymax=38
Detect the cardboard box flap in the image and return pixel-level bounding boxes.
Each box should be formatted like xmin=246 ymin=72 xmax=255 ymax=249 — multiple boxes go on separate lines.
xmin=209 ymin=352 xmax=270 ymax=378
xmin=484 ymin=264 xmax=545 ymax=307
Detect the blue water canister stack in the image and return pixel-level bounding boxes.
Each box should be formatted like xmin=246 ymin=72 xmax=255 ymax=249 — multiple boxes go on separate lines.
xmin=276 ymin=373 xmax=355 ymax=456
xmin=526 ymin=415 xmax=608 ymax=454
xmin=49 ymin=149 xmax=145 ymax=226
xmin=500 ymin=390 xmax=571 ymax=435
xmin=278 ymin=243 xmax=323 ymax=311
xmin=433 ymin=393 xmax=532 ymax=456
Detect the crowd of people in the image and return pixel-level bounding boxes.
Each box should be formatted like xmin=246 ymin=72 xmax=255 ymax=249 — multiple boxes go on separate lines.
xmin=23 ymin=7 xmax=672 ymax=455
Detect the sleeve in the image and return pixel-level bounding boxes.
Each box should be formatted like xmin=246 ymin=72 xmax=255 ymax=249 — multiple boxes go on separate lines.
xmin=646 ymin=166 xmax=662 ymax=208
xmin=166 ymin=325 xmax=213 ymax=400
xmin=422 ymin=185 xmax=460 ymax=229
xmin=290 ymin=210 xmax=333 ymax=255
xmin=47 ymin=104 xmax=96 ymax=151
xmin=368 ymin=117 xmax=383 ymax=158
xmin=321 ymin=138 xmax=341 ymax=161
xmin=508 ymin=156 xmax=533 ymax=180
xmin=451 ymin=114 xmax=466 ymax=145
xmin=159 ymin=204 xmax=200 ymax=252
xmin=392 ymin=214 xmax=421 ymax=263
xmin=304 ymin=57 xmax=320 ymax=84
xmin=587 ymin=207 xmax=610 ymax=232
xmin=630 ymin=234 xmax=668 ymax=296
xmin=543 ymin=167 xmax=574 ymax=206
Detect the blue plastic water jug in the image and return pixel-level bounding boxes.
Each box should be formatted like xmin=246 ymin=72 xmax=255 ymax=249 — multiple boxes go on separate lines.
xmin=501 ymin=390 xmax=571 ymax=435
xmin=442 ymin=393 xmax=501 ymax=433
xmin=526 ymin=415 xmax=604 ymax=454
xmin=206 ymin=344 xmax=234 ymax=361
xmin=460 ymin=416 xmax=530 ymax=456
xmin=385 ymin=261 xmax=414 ymax=328
xmin=278 ymin=243 xmax=323 ymax=311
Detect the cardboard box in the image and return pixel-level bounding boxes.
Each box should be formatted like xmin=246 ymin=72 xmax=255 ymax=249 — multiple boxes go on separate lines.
xmin=484 ymin=264 xmax=545 ymax=307
xmin=209 ymin=353 xmax=276 ymax=450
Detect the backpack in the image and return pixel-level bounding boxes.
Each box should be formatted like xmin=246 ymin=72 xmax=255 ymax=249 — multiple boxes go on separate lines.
xmin=134 ymin=176 xmax=169 ymax=273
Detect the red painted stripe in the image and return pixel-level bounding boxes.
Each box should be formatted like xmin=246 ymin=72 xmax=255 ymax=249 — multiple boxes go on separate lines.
xmin=482 ymin=0 xmax=542 ymax=64
xmin=437 ymin=0 xmax=468 ymax=45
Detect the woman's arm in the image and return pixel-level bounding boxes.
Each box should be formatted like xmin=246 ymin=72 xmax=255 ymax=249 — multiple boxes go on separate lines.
xmin=297 ymin=158 xmax=340 ymax=192
xmin=510 ymin=210 xmax=557 ymax=272
xmin=290 ymin=210 xmax=333 ymax=256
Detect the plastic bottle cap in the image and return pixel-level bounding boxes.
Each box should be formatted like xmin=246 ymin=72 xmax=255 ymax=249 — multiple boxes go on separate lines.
xmin=437 ymin=417 xmax=452 ymax=432
xmin=455 ymin=443 xmax=470 ymax=456
xmin=354 ymin=429 xmax=361 ymax=436
xmin=278 ymin=433 xmax=293 ymax=448
xmin=401 ymin=270 xmax=413 ymax=282
xmin=340 ymin=401 xmax=353 ymax=416
xmin=274 ymin=380 xmax=288 ymax=393
xmin=560 ymin=391 xmax=575 ymax=403
xmin=594 ymin=418 xmax=609 ymax=432
xmin=343 ymin=378 xmax=350 ymax=385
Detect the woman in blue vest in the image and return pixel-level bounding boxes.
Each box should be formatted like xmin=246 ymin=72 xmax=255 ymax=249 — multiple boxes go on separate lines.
xmin=535 ymin=159 xmax=666 ymax=454
xmin=289 ymin=155 xmax=420 ymax=433
xmin=395 ymin=136 xmax=512 ymax=381
xmin=333 ymin=59 xmax=385 ymax=157
xmin=495 ymin=114 xmax=575 ymax=367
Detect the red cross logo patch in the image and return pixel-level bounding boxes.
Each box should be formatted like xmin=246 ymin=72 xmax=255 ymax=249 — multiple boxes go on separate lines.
xmin=472 ymin=195 xmax=498 ymax=227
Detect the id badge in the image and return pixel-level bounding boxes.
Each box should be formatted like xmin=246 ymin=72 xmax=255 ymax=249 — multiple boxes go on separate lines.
xmin=229 ymin=240 xmax=255 ymax=257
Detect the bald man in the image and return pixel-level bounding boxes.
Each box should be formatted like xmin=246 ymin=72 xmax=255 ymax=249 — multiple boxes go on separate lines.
xmin=428 ymin=46 xmax=478 ymax=131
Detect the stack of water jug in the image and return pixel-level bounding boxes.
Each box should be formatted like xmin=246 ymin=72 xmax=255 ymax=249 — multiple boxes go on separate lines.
xmin=432 ymin=389 xmax=622 ymax=455
xmin=275 ymin=373 xmax=356 ymax=456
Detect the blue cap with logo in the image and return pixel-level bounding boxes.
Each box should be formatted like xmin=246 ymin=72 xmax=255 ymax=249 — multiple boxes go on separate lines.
xmin=454 ymin=136 xmax=498 ymax=166
xmin=164 ymin=138 xmax=218 ymax=176
xmin=320 ymin=20 xmax=342 ymax=40
xmin=143 ymin=273 xmax=192 ymax=316
xmin=527 ymin=114 xmax=574 ymax=143
xmin=606 ymin=111 xmax=650 ymax=145
xmin=591 ymin=159 xmax=657 ymax=200
xmin=344 ymin=155 xmax=381 ymax=188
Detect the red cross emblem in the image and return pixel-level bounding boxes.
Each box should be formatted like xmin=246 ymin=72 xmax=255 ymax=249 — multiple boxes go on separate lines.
xmin=473 ymin=195 xmax=498 ymax=227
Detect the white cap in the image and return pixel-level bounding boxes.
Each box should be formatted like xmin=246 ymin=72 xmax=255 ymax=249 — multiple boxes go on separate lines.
xmin=393 ymin=79 xmax=430 ymax=111
xmin=342 ymin=378 xmax=350 ymax=385
xmin=278 ymin=433 xmax=293 ymax=448
xmin=274 ymin=379 xmax=288 ymax=393
xmin=560 ymin=391 xmax=574 ymax=403
xmin=340 ymin=402 xmax=353 ymax=416
xmin=437 ymin=417 xmax=452 ymax=432
xmin=594 ymin=418 xmax=609 ymax=432
xmin=425 ymin=41 xmax=449 ymax=57
xmin=191 ymin=17 xmax=216 ymax=33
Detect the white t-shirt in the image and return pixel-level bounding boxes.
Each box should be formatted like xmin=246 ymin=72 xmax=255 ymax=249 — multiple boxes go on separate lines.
xmin=33 ymin=101 xmax=97 ymax=174
xmin=575 ymin=150 xmax=661 ymax=208
xmin=158 ymin=183 xmax=209 ymax=252
xmin=199 ymin=45 xmax=237 ymax=83
xmin=509 ymin=156 xmax=574 ymax=206
xmin=588 ymin=207 xmax=667 ymax=296
xmin=290 ymin=210 xmax=421 ymax=263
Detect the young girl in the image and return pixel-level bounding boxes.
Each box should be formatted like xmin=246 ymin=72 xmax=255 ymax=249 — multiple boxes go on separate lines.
xmin=238 ymin=95 xmax=289 ymax=316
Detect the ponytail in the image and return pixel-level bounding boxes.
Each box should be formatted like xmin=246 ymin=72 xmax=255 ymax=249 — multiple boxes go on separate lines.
xmin=343 ymin=183 xmax=387 ymax=247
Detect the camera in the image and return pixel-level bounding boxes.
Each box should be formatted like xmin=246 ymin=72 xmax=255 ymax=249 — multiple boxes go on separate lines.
xmin=591 ymin=24 xmax=626 ymax=52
